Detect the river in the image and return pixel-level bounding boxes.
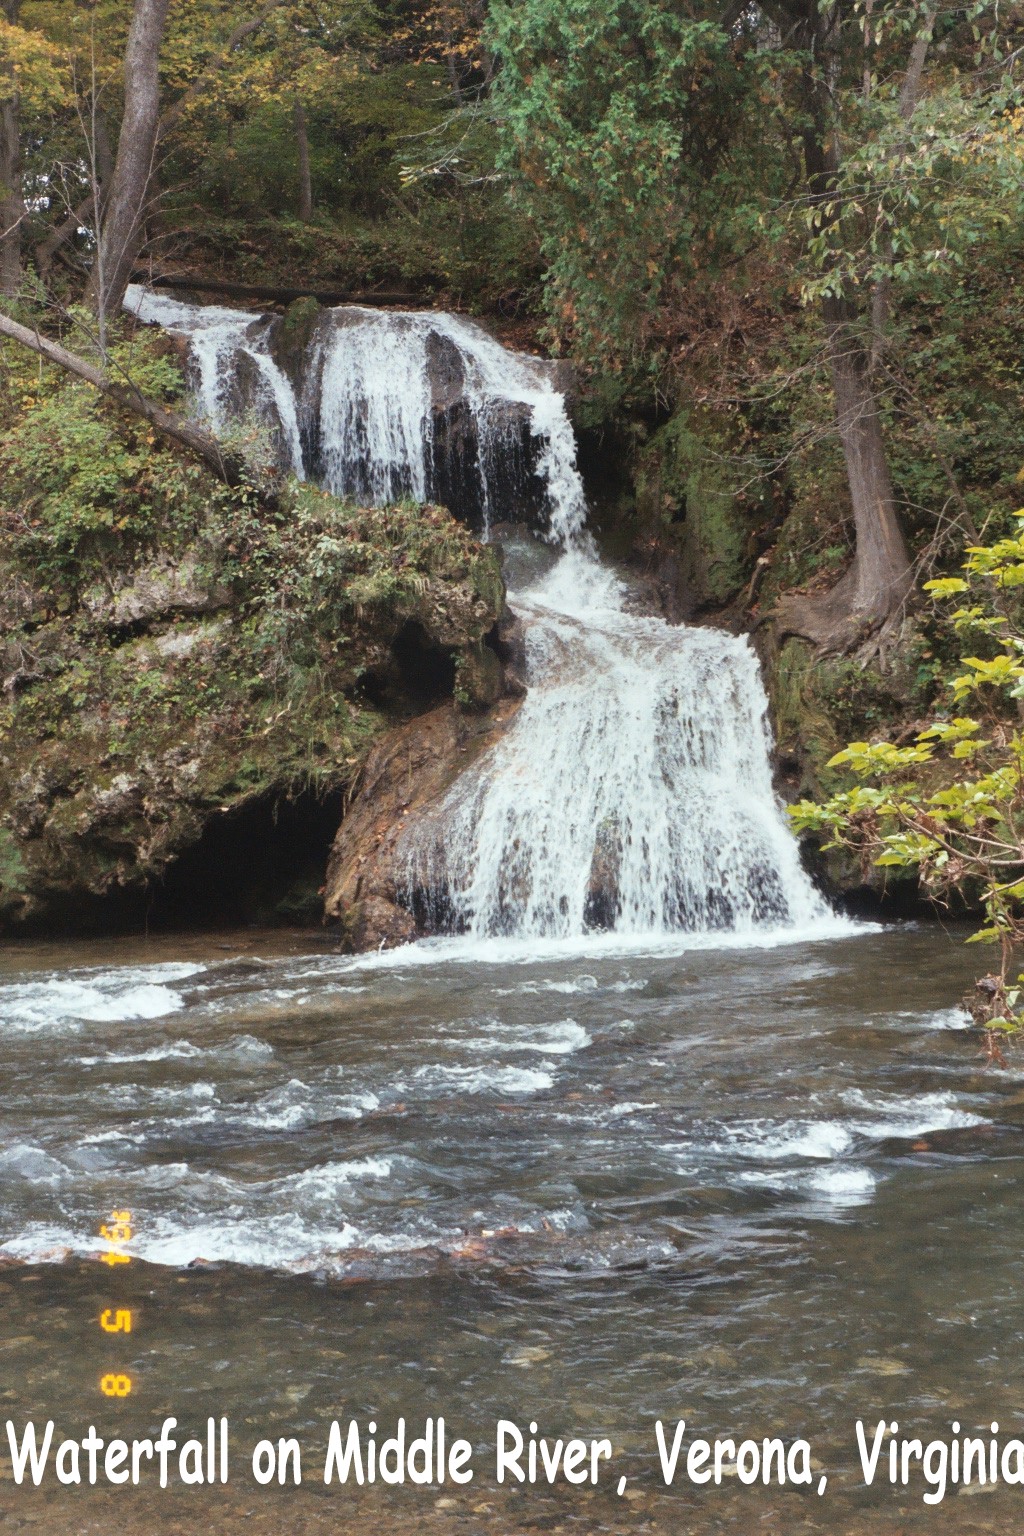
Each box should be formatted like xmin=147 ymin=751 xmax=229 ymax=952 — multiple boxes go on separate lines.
xmin=0 ymin=921 xmax=1021 ymax=1533
xmin=4 ymin=288 xmax=1012 ymax=1533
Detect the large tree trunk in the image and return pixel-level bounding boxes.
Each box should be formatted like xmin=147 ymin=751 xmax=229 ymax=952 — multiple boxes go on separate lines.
xmin=294 ymin=99 xmax=313 ymax=221
xmin=0 ymin=0 xmax=22 ymax=295
xmin=86 ymin=0 xmax=171 ymax=323
xmin=772 ymin=0 xmax=913 ymax=649
xmin=821 ymin=295 xmax=913 ymax=620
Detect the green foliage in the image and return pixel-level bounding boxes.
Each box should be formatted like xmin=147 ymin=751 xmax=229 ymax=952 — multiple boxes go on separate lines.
xmin=790 ymin=511 xmax=1024 ymax=1036
xmin=0 ymin=326 xmax=204 ymax=593
xmin=216 ymin=482 xmax=502 ymax=683
xmin=489 ymin=0 xmax=768 ymax=361
xmin=799 ymin=81 xmax=1024 ymax=306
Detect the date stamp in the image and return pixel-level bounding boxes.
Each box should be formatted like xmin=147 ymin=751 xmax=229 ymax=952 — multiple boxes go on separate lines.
xmin=97 ymin=1209 xmax=133 ymax=1399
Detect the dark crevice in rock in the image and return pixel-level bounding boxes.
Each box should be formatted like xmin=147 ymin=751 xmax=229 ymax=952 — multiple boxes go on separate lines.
xmin=150 ymin=786 xmax=344 ymax=929
xmin=359 ymin=619 xmax=457 ymax=712
xmin=8 ymin=787 xmax=344 ymax=937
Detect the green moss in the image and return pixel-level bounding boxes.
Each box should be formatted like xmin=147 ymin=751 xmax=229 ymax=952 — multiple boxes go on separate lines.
xmin=635 ymin=406 xmax=757 ymax=608
xmin=0 ymin=830 xmax=28 ymax=913
xmin=0 ymin=362 xmax=506 ymax=928
xmin=766 ymin=620 xmax=941 ymax=799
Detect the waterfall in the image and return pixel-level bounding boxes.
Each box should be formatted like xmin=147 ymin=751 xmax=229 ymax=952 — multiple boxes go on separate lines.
xmin=400 ymin=552 xmax=826 ymax=939
xmin=124 ymin=286 xmax=585 ymax=542
xmin=125 ymin=284 xmax=827 ymax=942
xmin=125 ymin=289 xmax=306 ymax=476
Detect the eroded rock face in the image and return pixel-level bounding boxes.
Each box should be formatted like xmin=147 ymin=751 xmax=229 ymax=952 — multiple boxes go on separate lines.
xmin=324 ymin=695 xmax=523 ymax=950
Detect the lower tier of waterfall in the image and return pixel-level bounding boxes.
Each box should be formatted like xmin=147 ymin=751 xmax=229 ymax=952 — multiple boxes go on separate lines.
xmin=398 ymin=548 xmax=827 ymax=940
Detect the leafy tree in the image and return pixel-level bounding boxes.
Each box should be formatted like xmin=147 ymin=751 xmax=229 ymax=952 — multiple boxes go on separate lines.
xmin=790 ymin=511 xmax=1024 ymax=1049
xmin=490 ymin=0 xmax=1024 ymax=646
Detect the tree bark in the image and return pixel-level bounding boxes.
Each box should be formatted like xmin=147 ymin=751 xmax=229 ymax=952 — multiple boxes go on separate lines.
xmin=0 ymin=309 xmax=276 ymax=500
xmin=823 ymin=295 xmax=913 ymax=623
xmin=86 ymin=0 xmax=171 ymax=322
xmin=0 ymin=96 xmax=21 ymax=296
xmin=0 ymin=0 xmax=23 ymax=296
xmin=294 ymin=99 xmax=313 ymax=221
xmin=772 ymin=0 xmax=913 ymax=648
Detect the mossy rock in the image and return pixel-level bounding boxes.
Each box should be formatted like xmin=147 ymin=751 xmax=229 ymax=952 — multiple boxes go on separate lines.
xmin=270 ymin=296 xmax=323 ymax=382
xmin=455 ymin=640 xmax=504 ymax=711
xmin=635 ymin=406 xmax=755 ymax=610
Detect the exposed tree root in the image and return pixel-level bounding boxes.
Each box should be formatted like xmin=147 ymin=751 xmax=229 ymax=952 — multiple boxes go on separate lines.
xmin=772 ymin=559 xmax=915 ymax=659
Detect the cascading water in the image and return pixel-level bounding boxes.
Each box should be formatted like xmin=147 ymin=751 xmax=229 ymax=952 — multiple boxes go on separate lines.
xmin=125 ymin=288 xmax=306 ymax=475
xmin=124 ymin=286 xmax=585 ymax=538
xmin=126 ymin=283 xmax=827 ymax=942
xmin=400 ymin=549 xmax=827 ymax=939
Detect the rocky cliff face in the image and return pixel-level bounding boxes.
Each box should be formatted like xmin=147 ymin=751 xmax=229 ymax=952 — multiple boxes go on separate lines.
xmin=0 ymin=465 xmax=510 ymax=933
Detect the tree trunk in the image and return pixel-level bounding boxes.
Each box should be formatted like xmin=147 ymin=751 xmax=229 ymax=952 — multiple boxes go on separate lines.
xmin=772 ymin=0 xmax=913 ymax=648
xmin=0 ymin=95 xmax=21 ymax=296
xmin=823 ymin=294 xmax=913 ymax=623
xmin=0 ymin=0 xmax=22 ymax=295
xmin=294 ymin=100 xmax=313 ymax=221
xmin=86 ymin=0 xmax=171 ymax=323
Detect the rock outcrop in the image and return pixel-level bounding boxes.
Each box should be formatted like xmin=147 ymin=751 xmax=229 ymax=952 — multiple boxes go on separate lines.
xmin=324 ymin=694 xmax=523 ymax=949
xmin=0 ymin=486 xmax=507 ymax=933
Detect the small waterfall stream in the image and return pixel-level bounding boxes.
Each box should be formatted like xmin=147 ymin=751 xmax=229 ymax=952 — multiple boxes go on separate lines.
xmin=126 ymin=284 xmax=826 ymax=941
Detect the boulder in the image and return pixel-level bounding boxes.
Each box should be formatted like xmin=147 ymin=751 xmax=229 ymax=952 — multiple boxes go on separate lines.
xmin=82 ymin=554 xmax=231 ymax=628
xmin=343 ymin=896 xmax=418 ymax=952
xmin=324 ymin=694 xmax=523 ymax=947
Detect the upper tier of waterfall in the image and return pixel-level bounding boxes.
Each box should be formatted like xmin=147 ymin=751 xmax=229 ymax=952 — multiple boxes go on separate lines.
xmin=126 ymin=283 xmax=829 ymax=942
xmin=124 ymin=285 xmax=588 ymax=543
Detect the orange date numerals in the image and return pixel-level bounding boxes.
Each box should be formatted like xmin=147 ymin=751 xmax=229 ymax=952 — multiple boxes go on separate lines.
xmin=98 ymin=1210 xmax=134 ymax=1398
xmin=99 ymin=1207 xmax=133 ymax=1264
xmin=100 ymin=1308 xmax=132 ymax=1334
xmin=99 ymin=1221 xmax=132 ymax=1245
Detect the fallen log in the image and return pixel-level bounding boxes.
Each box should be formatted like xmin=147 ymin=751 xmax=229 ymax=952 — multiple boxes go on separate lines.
xmin=0 ymin=308 xmax=276 ymax=502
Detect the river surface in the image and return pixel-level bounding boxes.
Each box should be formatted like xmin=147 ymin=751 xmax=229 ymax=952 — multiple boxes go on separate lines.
xmin=1 ymin=922 xmax=1023 ymax=1531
